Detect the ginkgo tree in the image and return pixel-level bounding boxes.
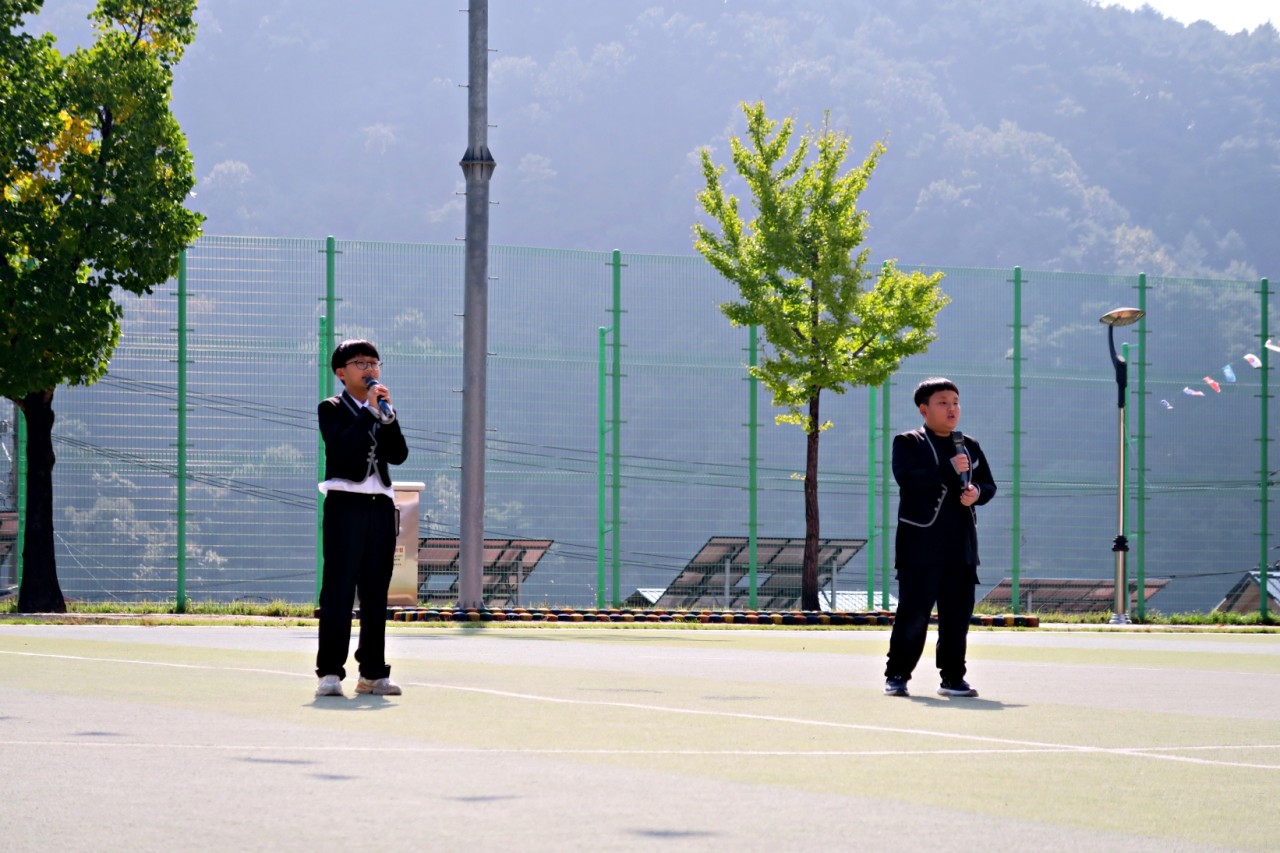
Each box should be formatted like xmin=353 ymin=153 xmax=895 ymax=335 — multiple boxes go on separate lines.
xmin=694 ymin=101 xmax=948 ymax=611
xmin=1 ymin=0 xmax=203 ymax=612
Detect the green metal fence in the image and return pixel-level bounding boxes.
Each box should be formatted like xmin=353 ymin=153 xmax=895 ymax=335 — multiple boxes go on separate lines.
xmin=1 ymin=236 xmax=1273 ymax=616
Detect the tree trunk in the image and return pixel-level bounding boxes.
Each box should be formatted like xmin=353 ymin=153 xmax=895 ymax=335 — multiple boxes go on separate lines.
xmin=801 ymin=391 xmax=822 ymax=611
xmin=16 ymin=389 xmax=65 ymax=613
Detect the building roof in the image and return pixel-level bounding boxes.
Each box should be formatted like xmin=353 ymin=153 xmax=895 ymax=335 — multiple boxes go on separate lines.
xmin=1215 ymin=570 xmax=1280 ymax=613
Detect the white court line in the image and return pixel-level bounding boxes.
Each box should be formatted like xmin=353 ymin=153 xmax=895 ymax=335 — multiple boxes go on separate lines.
xmin=3 ymin=649 xmax=1277 ymax=771
xmin=0 ymin=741 xmax=1084 ymax=757
xmin=1138 ymin=743 xmax=1280 ymax=752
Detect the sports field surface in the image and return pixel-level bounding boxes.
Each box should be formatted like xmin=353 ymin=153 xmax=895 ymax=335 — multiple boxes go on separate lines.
xmin=2 ymin=622 xmax=1277 ymax=851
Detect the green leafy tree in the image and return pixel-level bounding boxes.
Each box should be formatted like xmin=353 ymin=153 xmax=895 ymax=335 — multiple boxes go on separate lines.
xmin=1 ymin=0 xmax=203 ymax=612
xmin=694 ymin=101 xmax=947 ymax=611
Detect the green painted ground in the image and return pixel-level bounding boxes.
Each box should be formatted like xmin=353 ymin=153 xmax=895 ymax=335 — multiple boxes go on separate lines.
xmin=2 ymin=624 xmax=1276 ymax=851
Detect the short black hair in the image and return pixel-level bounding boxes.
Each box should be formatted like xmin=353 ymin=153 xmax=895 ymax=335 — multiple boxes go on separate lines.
xmin=913 ymin=377 xmax=959 ymax=407
xmin=331 ymin=339 xmax=380 ymax=371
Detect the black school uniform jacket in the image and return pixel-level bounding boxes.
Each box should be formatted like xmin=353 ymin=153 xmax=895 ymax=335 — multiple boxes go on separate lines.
xmin=318 ymin=391 xmax=409 ymax=488
xmin=892 ymin=426 xmax=996 ymax=571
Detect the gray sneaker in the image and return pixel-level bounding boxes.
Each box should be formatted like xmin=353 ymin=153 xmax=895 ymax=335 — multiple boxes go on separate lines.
xmin=315 ymin=674 xmax=344 ymax=697
xmin=356 ymin=676 xmax=402 ymax=696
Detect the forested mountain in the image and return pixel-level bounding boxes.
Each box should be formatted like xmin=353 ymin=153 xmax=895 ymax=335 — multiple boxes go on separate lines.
xmin=30 ymin=0 xmax=1280 ymax=276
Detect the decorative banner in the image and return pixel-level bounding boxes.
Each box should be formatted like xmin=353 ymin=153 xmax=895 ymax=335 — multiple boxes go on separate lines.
xmin=1152 ymin=338 xmax=1266 ymax=412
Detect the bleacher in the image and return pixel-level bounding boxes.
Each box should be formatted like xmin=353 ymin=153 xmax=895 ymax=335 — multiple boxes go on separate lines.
xmin=416 ymin=537 xmax=553 ymax=607
xmin=653 ymin=536 xmax=868 ymax=611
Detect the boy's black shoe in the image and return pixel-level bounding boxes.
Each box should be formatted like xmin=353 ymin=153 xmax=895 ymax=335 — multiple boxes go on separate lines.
xmin=938 ymin=679 xmax=978 ymax=697
xmin=884 ymin=676 xmax=909 ymax=697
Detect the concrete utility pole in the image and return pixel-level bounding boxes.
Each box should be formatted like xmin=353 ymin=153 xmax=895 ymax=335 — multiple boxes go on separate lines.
xmin=458 ymin=0 xmax=495 ymax=609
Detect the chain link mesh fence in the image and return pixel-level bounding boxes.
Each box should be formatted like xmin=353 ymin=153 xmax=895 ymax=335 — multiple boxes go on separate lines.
xmin=2 ymin=236 xmax=1273 ymax=614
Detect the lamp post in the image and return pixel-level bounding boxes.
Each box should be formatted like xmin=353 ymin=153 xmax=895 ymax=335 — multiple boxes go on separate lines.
xmin=1100 ymin=307 xmax=1144 ymax=624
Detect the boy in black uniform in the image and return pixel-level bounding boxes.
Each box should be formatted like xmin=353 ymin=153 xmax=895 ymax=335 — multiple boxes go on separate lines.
xmin=314 ymin=340 xmax=409 ymax=698
xmin=884 ymin=377 xmax=996 ymax=698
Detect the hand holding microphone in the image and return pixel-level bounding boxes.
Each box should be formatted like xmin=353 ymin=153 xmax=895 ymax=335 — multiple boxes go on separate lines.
xmin=364 ymin=376 xmax=395 ymax=422
xmin=951 ymin=430 xmax=970 ymax=486
xmin=952 ymin=431 xmax=979 ymax=505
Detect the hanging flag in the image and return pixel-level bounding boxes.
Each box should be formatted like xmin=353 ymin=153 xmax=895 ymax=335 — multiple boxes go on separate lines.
xmin=1203 ymin=377 xmax=1221 ymax=392
xmin=1245 ymin=353 xmax=1262 ymax=368
xmin=1267 ymin=338 xmax=1280 ymax=353
xmin=1223 ymin=365 xmax=1237 ymax=382
xmin=1161 ymin=399 xmax=1173 ymax=410
xmin=1183 ymin=387 xmax=1205 ymax=396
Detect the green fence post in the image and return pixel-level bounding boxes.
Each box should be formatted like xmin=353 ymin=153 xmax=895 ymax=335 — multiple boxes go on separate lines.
xmin=316 ymin=315 xmax=331 ymax=606
xmin=596 ymin=326 xmax=612 ymax=609
xmin=609 ymin=250 xmax=624 ymax=606
xmin=747 ymin=324 xmax=759 ymax=609
xmin=1135 ymin=274 xmax=1148 ymax=619
xmin=1261 ymin=277 xmax=1271 ymax=621
xmin=1010 ymin=266 xmax=1024 ymax=612
xmin=880 ymin=379 xmax=891 ymax=609
xmin=866 ymin=386 xmax=877 ymax=609
xmin=314 ymin=237 xmax=339 ymax=607
xmin=324 ymin=236 xmax=337 ymax=397
xmin=174 ymin=249 xmax=189 ymax=613
xmin=15 ymin=408 xmax=24 ymax=588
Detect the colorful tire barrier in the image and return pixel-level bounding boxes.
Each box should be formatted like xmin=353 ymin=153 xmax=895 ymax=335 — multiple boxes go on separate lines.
xmin=384 ymin=606 xmax=1039 ymax=628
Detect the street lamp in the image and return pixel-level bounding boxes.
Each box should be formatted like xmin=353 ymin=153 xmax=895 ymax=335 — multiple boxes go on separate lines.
xmin=1100 ymin=307 xmax=1144 ymax=624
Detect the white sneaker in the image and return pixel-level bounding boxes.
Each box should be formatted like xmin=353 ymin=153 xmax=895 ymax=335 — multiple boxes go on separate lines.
xmin=356 ymin=676 xmax=402 ymax=696
xmin=315 ymin=674 xmax=344 ymax=697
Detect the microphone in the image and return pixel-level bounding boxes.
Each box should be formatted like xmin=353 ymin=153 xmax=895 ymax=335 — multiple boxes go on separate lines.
xmin=364 ymin=376 xmax=393 ymax=418
xmin=951 ymin=431 xmax=969 ymax=488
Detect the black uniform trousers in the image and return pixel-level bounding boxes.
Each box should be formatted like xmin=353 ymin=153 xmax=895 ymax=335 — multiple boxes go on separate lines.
xmin=315 ymin=490 xmax=396 ymax=680
xmin=884 ymin=561 xmax=976 ymax=684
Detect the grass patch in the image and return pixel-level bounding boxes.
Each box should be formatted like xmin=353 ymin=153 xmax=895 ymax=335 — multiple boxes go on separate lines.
xmin=973 ymin=601 xmax=1277 ymax=628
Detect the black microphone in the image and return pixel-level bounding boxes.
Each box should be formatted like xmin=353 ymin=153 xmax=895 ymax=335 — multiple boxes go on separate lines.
xmin=364 ymin=376 xmax=393 ymax=418
xmin=951 ymin=431 xmax=969 ymax=488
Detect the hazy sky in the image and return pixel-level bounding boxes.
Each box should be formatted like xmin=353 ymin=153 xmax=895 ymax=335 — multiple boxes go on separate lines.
xmin=1107 ymin=0 xmax=1274 ymax=32
xmin=29 ymin=2 xmax=1277 ymax=39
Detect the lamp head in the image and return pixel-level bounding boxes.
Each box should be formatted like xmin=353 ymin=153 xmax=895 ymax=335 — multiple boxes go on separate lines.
xmin=1100 ymin=307 xmax=1144 ymax=327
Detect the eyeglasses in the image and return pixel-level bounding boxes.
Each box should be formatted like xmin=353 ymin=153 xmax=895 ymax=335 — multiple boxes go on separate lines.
xmin=345 ymin=359 xmax=381 ymax=370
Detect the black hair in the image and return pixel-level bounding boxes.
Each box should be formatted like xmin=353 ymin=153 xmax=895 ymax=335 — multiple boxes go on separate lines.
xmin=913 ymin=377 xmax=959 ymax=407
xmin=330 ymin=339 xmax=380 ymax=372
